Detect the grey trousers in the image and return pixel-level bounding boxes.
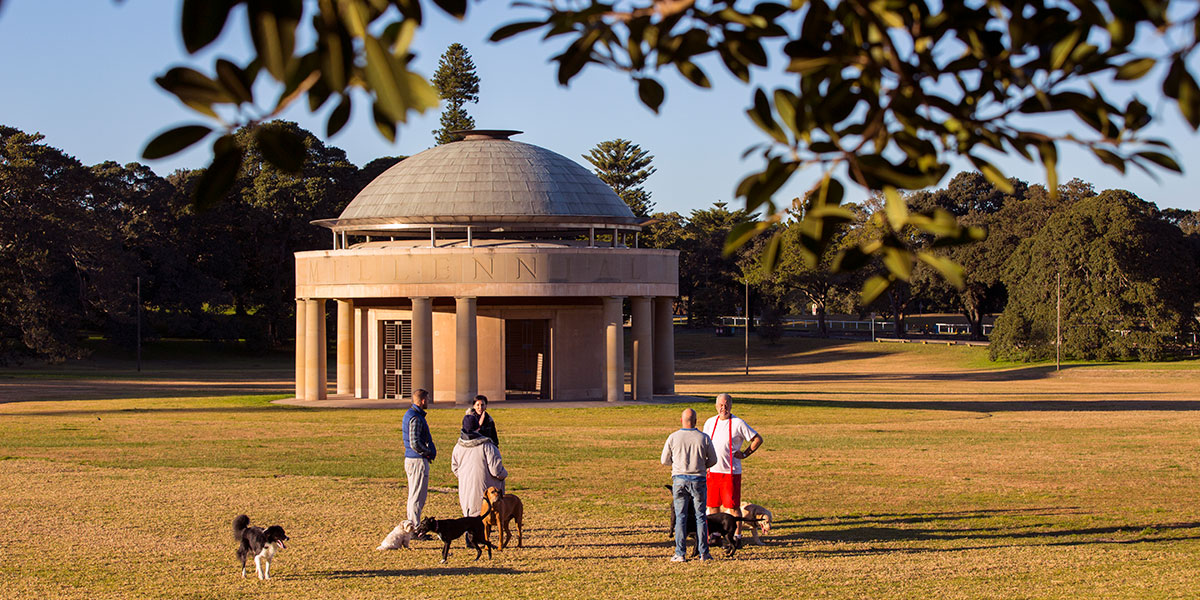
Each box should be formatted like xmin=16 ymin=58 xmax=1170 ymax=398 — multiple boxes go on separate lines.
xmin=404 ymin=457 xmax=430 ymax=524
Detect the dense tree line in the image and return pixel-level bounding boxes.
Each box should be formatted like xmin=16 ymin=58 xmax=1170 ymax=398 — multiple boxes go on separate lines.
xmin=4 ymin=117 xmax=1197 ymax=363
xmin=0 ymin=122 xmax=385 ymax=363
xmin=729 ymin=172 xmax=1200 ymax=360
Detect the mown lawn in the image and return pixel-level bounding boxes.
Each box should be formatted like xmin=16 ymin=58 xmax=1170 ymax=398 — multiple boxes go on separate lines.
xmin=3 ymin=338 xmax=1200 ymax=599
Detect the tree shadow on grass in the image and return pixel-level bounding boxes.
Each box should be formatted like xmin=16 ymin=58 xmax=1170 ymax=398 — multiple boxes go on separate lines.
xmin=772 ymin=506 xmax=1085 ymax=527
xmin=800 ymin=533 xmax=1200 ymax=558
xmin=2 ymin=404 xmax=352 ymax=417
xmin=773 ymin=514 xmax=1200 ymax=550
xmin=684 ymin=348 xmax=893 ymax=367
xmin=728 ymin=397 xmax=1200 ymax=412
xmin=303 ymin=566 xmax=535 ymax=579
xmin=685 ymin=364 xmax=1089 ymax=385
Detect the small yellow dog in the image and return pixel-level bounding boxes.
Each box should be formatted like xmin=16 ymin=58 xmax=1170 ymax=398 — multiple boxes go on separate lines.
xmin=739 ymin=502 xmax=773 ymax=545
xmin=482 ymin=486 xmax=524 ymax=550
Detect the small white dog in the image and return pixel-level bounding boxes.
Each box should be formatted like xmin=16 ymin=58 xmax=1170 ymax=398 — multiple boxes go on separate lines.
xmin=376 ymin=520 xmax=415 ymax=550
xmin=740 ymin=502 xmax=774 ymax=546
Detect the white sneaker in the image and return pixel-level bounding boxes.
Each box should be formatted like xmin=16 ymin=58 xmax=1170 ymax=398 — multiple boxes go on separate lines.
xmin=670 ymin=555 xmax=687 ymax=562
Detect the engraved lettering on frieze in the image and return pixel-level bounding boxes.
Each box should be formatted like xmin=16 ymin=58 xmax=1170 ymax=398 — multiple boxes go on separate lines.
xmin=345 ymin=257 xmax=361 ymax=282
xmin=598 ymin=256 xmax=615 ymax=281
xmin=417 ymin=256 xmax=433 ymax=281
xmin=515 ymin=256 xmax=537 ymax=280
xmin=334 ymin=257 xmax=353 ymax=283
xmin=358 ymin=257 xmax=377 ymax=282
xmin=435 ymin=257 xmax=454 ymax=280
xmin=319 ymin=258 xmax=335 ymax=283
xmin=474 ymin=257 xmax=495 ymax=280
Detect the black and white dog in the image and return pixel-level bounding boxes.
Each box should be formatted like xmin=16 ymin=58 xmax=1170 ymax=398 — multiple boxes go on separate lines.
xmin=233 ymin=515 xmax=289 ymax=580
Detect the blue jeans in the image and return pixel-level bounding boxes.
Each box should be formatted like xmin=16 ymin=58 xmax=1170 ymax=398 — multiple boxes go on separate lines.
xmin=672 ymin=475 xmax=708 ymax=558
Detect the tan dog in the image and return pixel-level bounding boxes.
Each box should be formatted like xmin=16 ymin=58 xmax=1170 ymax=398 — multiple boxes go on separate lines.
xmin=740 ymin=502 xmax=773 ymax=545
xmin=482 ymin=486 xmax=524 ymax=549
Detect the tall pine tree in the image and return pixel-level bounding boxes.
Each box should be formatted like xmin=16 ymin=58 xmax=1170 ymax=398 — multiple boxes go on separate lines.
xmin=431 ymin=43 xmax=480 ymax=145
xmin=583 ymin=139 xmax=656 ymax=218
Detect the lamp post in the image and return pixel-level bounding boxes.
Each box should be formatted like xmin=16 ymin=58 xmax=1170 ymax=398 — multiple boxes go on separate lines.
xmin=1056 ymin=271 xmax=1061 ymax=371
xmin=136 ymin=276 xmax=142 ymax=372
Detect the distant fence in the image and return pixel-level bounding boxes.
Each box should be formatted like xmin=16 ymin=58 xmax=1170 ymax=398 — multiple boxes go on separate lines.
xmin=716 ymin=316 xmax=992 ymax=337
xmin=718 ymin=316 xmax=894 ymax=331
xmin=934 ymin=323 xmax=994 ymax=335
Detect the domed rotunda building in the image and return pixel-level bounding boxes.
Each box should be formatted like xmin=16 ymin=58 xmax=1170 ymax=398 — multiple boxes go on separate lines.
xmin=293 ymin=130 xmax=679 ymax=404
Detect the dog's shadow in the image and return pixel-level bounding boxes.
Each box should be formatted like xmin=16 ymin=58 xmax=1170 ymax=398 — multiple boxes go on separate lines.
xmin=307 ymin=567 xmax=534 ymax=579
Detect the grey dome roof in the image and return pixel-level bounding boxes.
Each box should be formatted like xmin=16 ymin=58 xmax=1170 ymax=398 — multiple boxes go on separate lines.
xmin=321 ymin=131 xmax=640 ymax=234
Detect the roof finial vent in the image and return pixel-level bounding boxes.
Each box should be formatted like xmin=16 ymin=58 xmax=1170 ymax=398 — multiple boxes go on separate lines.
xmin=453 ymin=129 xmax=523 ymax=141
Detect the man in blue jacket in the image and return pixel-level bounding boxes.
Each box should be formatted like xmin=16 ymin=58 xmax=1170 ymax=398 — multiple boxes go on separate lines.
xmin=403 ymin=389 xmax=436 ymax=527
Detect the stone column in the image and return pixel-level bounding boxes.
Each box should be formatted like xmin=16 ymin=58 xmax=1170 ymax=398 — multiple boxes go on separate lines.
xmin=653 ymin=297 xmax=676 ymax=395
xmin=318 ymin=302 xmax=328 ymax=396
xmin=295 ymin=299 xmax=306 ymax=399
xmin=336 ymin=300 xmax=354 ymax=395
xmin=356 ymin=307 xmax=370 ymax=399
xmin=304 ymin=299 xmax=326 ymax=400
xmin=602 ymin=296 xmax=625 ymax=402
xmin=631 ymin=296 xmax=654 ymax=401
xmin=455 ymin=297 xmax=478 ymax=406
xmin=411 ymin=297 xmax=434 ymax=399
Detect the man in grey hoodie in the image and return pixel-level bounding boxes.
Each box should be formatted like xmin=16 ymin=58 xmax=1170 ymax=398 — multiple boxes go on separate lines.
xmin=661 ymin=408 xmax=717 ymax=562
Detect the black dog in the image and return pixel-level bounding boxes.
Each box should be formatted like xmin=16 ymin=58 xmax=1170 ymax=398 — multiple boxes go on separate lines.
xmin=233 ymin=514 xmax=289 ymax=579
xmin=666 ymin=486 xmax=757 ymax=558
xmin=701 ymin=512 xmax=755 ymax=557
xmin=416 ymin=510 xmax=496 ymax=563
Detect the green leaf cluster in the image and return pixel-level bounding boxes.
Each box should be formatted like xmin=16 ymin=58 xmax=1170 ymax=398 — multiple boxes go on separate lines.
xmin=21 ymin=0 xmax=1197 ymax=304
xmin=496 ymin=0 xmax=1200 ymax=300
xmin=149 ymin=0 xmax=450 ymax=205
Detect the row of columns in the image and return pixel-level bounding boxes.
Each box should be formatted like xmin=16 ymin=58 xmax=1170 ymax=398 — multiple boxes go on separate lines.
xmin=604 ymin=295 xmax=675 ymax=402
xmin=295 ymin=298 xmax=329 ymax=401
xmin=296 ymin=295 xmax=675 ymax=403
xmin=295 ymin=296 xmax=474 ymax=404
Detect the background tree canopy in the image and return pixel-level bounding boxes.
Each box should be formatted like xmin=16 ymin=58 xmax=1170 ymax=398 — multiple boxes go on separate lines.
xmin=0 ymin=121 xmax=363 ymax=362
xmin=431 ymin=43 xmax=481 ymax=145
xmin=583 ymin=139 xmax=657 ymax=218
xmin=990 ymin=189 xmax=1200 ymax=361
xmin=2 ymin=115 xmax=1196 ymax=363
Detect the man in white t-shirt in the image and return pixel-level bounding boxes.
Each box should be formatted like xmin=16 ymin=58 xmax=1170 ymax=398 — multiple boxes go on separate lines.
xmin=703 ymin=393 xmax=763 ymax=539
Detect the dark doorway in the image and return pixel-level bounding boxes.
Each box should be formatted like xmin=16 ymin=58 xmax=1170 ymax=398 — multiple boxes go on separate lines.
xmin=505 ymin=319 xmax=550 ymax=399
xmin=381 ymin=320 xmax=412 ymax=399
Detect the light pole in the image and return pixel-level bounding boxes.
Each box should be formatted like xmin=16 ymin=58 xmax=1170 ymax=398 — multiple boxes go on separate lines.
xmin=136 ymin=276 xmax=142 ymax=372
xmin=1056 ymin=272 xmax=1061 ymax=371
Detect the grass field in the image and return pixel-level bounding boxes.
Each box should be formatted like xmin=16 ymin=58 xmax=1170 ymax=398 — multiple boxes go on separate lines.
xmin=3 ymin=333 xmax=1200 ymax=599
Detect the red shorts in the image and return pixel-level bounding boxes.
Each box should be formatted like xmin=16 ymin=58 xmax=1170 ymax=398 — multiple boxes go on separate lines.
xmin=706 ymin=472 xmax=741 ymax=509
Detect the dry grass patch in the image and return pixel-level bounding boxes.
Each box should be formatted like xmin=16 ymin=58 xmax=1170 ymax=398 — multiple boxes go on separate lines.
xmin=2 ymin=338 xmax=1200 ymax=598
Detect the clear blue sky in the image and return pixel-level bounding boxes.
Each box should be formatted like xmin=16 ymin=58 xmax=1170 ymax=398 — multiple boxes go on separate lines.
xmin=1 ymin=0 xmax=1198 ymax=213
